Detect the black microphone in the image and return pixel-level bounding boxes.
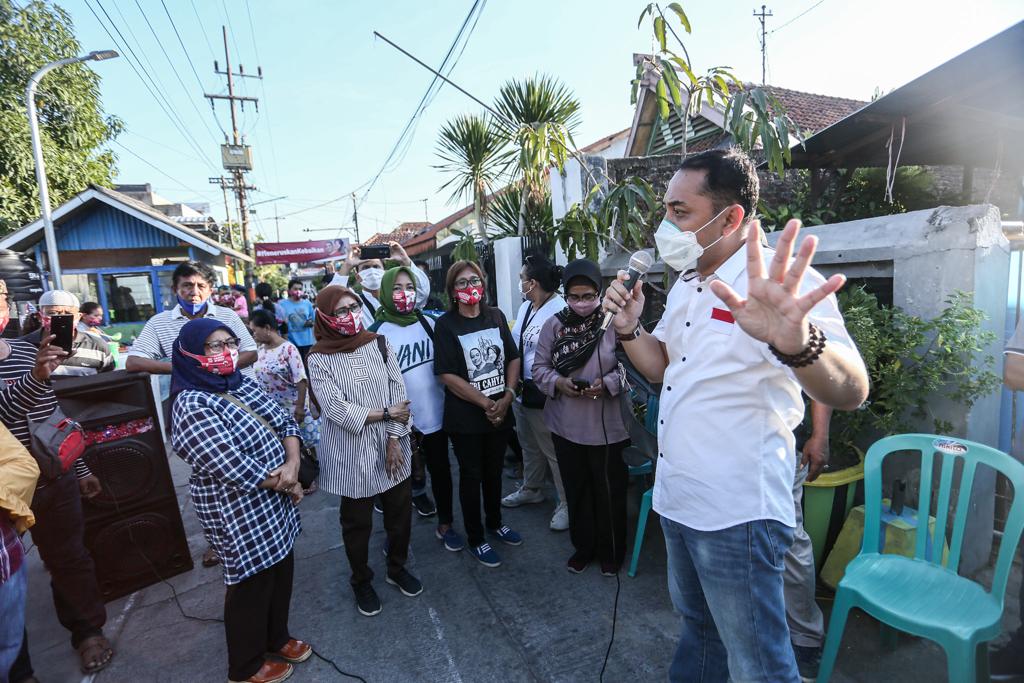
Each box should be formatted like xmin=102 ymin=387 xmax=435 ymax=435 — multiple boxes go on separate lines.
xmin=601 ymin=250 xmax=653 ymax=331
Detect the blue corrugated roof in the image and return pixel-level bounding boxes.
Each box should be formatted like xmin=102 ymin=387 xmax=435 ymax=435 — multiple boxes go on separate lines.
xmin=56 ymin=203 xmax=180 ymax=251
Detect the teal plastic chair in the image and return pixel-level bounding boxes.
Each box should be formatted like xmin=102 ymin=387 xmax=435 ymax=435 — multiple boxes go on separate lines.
xmin=625 ymin=396 xmax=659 ymax=578
xmin=817 ymin=434 xmax=1024 ymax=683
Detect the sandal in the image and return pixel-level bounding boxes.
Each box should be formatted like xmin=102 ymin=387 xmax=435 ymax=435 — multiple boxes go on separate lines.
xmin=77 ymin=635 xmax=114 ymax=674
xmin=202 ymin=546 xmax=220 ymax=568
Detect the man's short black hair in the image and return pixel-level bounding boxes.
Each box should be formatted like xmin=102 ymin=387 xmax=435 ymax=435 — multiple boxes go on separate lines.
xmin=172 ymin=261 xmax=217 ymax=288
xmin=678 ymin=148 xmax=759 ymax=219
xmin=288 ymin=279 xmax=302 ymax=290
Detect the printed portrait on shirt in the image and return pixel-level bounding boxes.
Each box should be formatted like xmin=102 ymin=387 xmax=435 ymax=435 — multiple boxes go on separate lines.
xmin=458 ymin=328 xmax=506 ymax=394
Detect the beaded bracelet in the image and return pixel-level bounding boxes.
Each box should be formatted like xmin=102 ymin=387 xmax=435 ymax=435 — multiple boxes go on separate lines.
xmin=768 ymin=322 xmax=827 ymax=368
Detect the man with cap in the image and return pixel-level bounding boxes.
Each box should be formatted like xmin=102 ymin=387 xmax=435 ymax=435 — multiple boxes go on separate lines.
xmin=0 ymin=279 xmax=115 ymax=678
xmin=21 ymin=290 xmax=115 ymax=376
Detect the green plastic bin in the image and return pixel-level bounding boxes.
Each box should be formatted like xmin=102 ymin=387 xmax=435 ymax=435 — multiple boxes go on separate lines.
xmin=803 ymin=459 xmax=865 ymax=571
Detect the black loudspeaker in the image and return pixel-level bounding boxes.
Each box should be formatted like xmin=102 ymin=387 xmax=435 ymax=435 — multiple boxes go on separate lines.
xmin=54 ymin=370 xmax=193 ymax=600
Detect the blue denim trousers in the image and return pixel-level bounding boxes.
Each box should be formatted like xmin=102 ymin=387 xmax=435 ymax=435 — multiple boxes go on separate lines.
xmin=0 ymin=562 xmax=27 ymax=683
xmin=661 ymin=516 xmax=800 ymax=683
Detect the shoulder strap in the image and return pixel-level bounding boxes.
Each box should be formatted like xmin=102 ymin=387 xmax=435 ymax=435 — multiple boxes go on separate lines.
xmin=218 ymin=392 xmax=277 ymax=437
xmin=359 ymin=291 xmax=377 ymax=314
xmin=415 ymin=310 xmax=436 ymax=341
xmin=376 ymin=335 xmax=388 ymax=363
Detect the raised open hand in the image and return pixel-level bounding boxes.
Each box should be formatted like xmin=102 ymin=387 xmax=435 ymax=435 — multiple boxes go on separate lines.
xmin=708 ymin=220 xmax=846 ymax=355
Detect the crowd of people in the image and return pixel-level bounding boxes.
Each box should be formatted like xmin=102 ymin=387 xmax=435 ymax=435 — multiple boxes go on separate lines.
xmin=0 ymin=148 xmax=1022 ymax=683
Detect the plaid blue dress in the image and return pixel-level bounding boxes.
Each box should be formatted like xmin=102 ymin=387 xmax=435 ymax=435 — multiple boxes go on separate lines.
xmin=171 ymin=377 xmax=302 ymax=585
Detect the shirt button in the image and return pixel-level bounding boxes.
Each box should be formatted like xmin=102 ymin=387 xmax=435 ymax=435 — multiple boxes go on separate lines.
xmin=697 ymin=287 xmax=702 ymax=293
xmin=666 ymin=386 xmax=672 ymax=391
xmin=659 ymin=452 xmax=664 ymax=458
xmin=685 ymin=322 xmax=690 ymax=327
xmin=682 ymin=357 xmax=686 ymax=362
xmin=660 ymin=419 xmax=664 ymax=425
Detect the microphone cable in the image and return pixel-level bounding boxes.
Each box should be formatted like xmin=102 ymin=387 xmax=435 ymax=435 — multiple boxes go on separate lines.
xmin=95 ymin=449 xmax=368 ymax=682
xmin=595 ymin=330 xmax=621 ymax=682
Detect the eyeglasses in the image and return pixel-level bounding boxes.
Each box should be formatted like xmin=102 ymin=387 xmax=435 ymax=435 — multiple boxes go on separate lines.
xmin=332 ymin=303 xmax=363 ymax=316
xmin=454 ymin=276 xmax=483 ymax=289
xmin=566 ymin=293 xmax=599 ymax=304
xmin=204 ymin=338 xmax=240 ymax=353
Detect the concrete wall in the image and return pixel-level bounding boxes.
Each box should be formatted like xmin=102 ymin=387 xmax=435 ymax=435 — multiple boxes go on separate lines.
xmin=768 ymin=204 xmax=1010 ymax=574
xmin=493 ymin=236 xmax=523 ymax=321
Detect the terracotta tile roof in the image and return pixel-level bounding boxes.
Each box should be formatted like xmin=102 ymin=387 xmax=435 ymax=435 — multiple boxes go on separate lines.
xmin=757 ymin=85 xmax=867 ymax=135
xmin=363 ymin=221 xmax=432 ymax=246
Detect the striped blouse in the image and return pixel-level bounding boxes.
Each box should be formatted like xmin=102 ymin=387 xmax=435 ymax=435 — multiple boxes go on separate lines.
xmin=308 ymin=338 xmax=412 ymax=499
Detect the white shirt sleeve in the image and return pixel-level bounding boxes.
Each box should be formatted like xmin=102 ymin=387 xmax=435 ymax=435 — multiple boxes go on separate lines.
xmin=413 ymin=266 xmax=431 ymax=309
xmin=126 ymin=316 xmax=165 ymax=359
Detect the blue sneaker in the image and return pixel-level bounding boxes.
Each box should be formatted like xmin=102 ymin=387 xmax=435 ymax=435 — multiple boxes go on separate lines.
xmin=490 ymin=525 xmax=522 ymax=546
xmin=435 ymin=527 xmax=465 ymax=552
xmin=469 ymin=542 xmax=501 ymax=567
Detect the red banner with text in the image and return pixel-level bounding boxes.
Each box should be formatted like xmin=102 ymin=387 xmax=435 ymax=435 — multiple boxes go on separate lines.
xmin=254 ymin=239 xmax=349 ymax=265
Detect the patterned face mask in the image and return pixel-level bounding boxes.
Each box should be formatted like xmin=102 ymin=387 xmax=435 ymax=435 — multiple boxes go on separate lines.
xmin=392 ymin=290 xmax=417 ymax=314
xmin=82 ymin=314 xmax=103 ymax=326
xmin=178 ymin=345 xmax=238 ymax=375
xmin=454 ymin=285 xmax=484 ymax=305
xmin=318 ymin=308 xmax=363 ymax=336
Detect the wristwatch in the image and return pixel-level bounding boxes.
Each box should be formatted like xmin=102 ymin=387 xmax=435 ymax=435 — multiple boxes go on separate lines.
xmin=382 ymin=407 xmax=391 ymax=422
xmin=617 ymin=322 xmax=642 ymax=343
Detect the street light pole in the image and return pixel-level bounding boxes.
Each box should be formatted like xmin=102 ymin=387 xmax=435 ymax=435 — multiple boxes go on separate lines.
xmin=26 ymin=50 xmax=118 ymax=289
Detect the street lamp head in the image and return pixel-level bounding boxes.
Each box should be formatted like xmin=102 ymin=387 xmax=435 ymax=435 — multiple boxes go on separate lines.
xmin=87 ymin=50 xmax=119 ymax=62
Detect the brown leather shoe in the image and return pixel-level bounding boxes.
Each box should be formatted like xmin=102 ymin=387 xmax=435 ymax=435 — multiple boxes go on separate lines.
xmin=228 ymin=660 xmax=293 ymax=683
xmin=272 ymin=638 xmax=312 ymax=663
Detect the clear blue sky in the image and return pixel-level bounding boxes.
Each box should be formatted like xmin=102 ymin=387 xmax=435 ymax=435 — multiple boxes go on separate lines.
xmin=58 ymin=0 xmax=1021 ymax=243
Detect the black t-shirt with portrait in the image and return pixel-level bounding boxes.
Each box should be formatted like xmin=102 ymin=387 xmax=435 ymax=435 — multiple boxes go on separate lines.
xmin=433 ymin=306 xmax=520 ymax=434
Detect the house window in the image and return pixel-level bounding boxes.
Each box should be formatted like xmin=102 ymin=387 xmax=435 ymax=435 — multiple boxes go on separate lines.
xmin=103 ymin=273 xmax=154 ymax=323
xmin=63 ymin=273 xmax=99 ymax=307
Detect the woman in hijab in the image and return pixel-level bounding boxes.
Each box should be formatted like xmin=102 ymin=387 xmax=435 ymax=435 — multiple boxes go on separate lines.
xmin=170 ymin=317 xmax=309 ymax=683
xmin=531 ymin=259 xmax=630 ymax=577
xmin=307 ymin=285 xmax=422 ymax=618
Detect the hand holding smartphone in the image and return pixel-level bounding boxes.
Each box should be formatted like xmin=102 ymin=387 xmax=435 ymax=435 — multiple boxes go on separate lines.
xmin=49 ymin=314 xmax=74 ymax=355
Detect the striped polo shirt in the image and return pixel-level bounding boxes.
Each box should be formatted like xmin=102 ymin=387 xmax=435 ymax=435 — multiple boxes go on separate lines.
xmin=127 ymin=303 xmax=257 ymax=377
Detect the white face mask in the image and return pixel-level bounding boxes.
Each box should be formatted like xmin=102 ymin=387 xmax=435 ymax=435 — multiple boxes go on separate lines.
xmin=358 ymin=267 xmax=385 ymax=291
xmin=654 ymin=206 xmax=732 ymax=272
xmin=519 ymin=279 xmax=535 ymax=298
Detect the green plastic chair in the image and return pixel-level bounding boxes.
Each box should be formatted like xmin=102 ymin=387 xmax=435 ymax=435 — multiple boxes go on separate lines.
xmin=817 ymin=434 xmax=1024 ymax=683
xmin=623 ymin=396 xmax=659 ymax=578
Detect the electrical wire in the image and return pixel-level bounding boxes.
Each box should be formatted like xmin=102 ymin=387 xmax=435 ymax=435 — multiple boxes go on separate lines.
xmin=84 ymin=0 xmax=215 ymax=171
xmin=190 ymin=0 xmax=218 ymax=62
xmin=160 ymin=0 xmax=227 ymax=138
xmin=769 ymin=0 xmax=826 ymax=35
xmin=112 ymin=140 xmax=215 ymax=201
xmin=244 ymin=0 xmax=284 ymax=196
xmin=132 ymin=0 xmax=221 ymax=147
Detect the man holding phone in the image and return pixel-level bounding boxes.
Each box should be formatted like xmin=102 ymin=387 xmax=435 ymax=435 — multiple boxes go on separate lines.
xmin=330 ymin=242 xmax=432 ymax=327
xmin=22 ymin=290 xmax=115 ymax=377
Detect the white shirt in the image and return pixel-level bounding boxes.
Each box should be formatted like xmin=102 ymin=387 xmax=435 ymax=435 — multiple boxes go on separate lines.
xmin=373 ymin=316 xmax=444 ymax=434
xmin=510 ymin=295 xmax=566 ymax=382
xmin=127 ymin=303 xmax=258 ymax=378
xmin=651 ymin=246 xmax=857 ymax=530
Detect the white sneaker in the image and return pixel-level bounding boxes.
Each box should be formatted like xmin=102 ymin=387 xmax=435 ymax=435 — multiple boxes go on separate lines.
xmin=501 ymin=486 xmax=544 ymax=508
xmin=549 ymin=502 xmax=569 ymax=531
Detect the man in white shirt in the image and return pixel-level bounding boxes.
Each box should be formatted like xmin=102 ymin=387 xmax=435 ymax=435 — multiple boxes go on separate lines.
xmin=329 ymin=242 xmax=431 ymax=327
xmin=603 ymin=149 xmax=868 ymax=683
xmin=125 ymin=261 xmax=257 ymax=569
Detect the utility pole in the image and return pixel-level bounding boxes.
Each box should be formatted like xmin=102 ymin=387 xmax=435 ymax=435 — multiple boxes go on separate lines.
xmin=422 ymin=198 xmax=428 ymax=222
xmin=205 ymin=25 xmax=260 ymax=289
xmin=351 ymin=193 xmax=361 ymax=245
xmin=273 ymin=207 xmax=285 ymax=242
xmin=753 ymin=5 xmax=773 ymax=85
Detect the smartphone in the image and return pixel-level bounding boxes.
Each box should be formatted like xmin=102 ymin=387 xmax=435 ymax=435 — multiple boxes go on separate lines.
xmin=572 ymin=378 xmax=590 ymax=391
xmin=49 ymin=314 xmax=74 ymax=354
xmin=359 ymin=244 xmax=391 ymax=261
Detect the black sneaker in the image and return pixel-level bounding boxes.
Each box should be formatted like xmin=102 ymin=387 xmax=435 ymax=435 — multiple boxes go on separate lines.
xmin=792 ymin=644 xmax=821 ymax=683
xmin=412 ymin=493 xmax=437 ymax=517
xmin=353 ymin=583 xmax=382 ymax=616
xmin=385 ymin=568 xmax=423 ymax=597
xmin=991 ymin=630 xmax=1024 ymax=681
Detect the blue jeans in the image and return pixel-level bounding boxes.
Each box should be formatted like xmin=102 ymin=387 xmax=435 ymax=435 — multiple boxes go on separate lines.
xmin=662 ymin=516 xmax=799 ymax=683
xmin=0 ymin=563 xmax=28 ymax=683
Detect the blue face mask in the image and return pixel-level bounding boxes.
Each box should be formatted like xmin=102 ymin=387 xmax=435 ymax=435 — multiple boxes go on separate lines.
xmin=177 ymin=295 xmax=209 ymax=316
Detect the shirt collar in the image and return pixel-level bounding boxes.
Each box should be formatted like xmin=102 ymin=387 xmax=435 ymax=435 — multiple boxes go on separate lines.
xmin=171 ymin=304 xmax=216 ymax=320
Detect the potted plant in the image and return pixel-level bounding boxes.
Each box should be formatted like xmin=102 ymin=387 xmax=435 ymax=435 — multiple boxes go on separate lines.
xmin=801 ymin=286 xmax=1001 ymax=570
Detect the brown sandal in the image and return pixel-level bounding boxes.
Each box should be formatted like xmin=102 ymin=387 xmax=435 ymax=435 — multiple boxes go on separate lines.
xmin=77 ymin=634 xmax=114 ymax=674
xmin=202 ymin=546 xmax=220 ymax=568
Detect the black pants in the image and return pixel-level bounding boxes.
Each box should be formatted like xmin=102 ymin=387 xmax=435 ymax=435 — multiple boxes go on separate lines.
xmin=420 ymin=430 xmax=453 ymax=525
xmin=450 ymin=430 xmax=508 ymax=547
xmin=552 ymin=434 xmax=630 ymax=566
xmin=27 ymin=473 xmax=106 ymax=648
xmin=224 ymin=551 xmax=294 ymax=681
xmin=340 ymin=478 xmax=412 ymax=586
xmin=411 ymin=432 xmax=428 ymax=495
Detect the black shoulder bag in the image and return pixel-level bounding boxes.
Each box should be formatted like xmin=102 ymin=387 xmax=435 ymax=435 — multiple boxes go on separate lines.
xmin=517 ymin=304 xmax=547 ymax=409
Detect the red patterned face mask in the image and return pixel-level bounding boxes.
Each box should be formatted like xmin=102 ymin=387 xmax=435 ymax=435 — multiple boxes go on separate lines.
xmin=178 ymin=345 xmax=238 ymax=375
xmin=0 ymin=312 xmax=7 ymax=335
xmin=392 ymin=290 xmax=417 ymax=314
xmin=318 ymin=308 xmax=363 ymax=336
xmin=82 ymin=314 xmax=103 ymax=326
xmin=454 ymin=285 xmax=484 ymax=305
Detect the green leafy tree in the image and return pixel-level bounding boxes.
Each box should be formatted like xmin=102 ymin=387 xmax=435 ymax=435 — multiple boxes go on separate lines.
xmin=634 ymin=2 xmax=801 ymax=175
xmin=435 ymin=113 xmax=506 ymax=242
xmin=493 ymin=75 xmax=581 ymax=235
xmin=0 ymin=0 xmax=122 ymax=235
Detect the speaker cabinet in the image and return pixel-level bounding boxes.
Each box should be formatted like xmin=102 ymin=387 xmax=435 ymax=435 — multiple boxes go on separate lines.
xmin=54 ymin=371 xmax=193 ymax=600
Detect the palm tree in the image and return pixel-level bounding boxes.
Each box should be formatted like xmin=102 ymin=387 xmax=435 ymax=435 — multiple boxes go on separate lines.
xmin=493 ymin=75 xmax=581 ymax=235
xmin=435 ymin=113 xmax=506 ymax=242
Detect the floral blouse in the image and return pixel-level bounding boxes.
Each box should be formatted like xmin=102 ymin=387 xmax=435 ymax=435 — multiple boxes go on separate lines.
xmin=254 ymin=341 xmax=319 ymax=447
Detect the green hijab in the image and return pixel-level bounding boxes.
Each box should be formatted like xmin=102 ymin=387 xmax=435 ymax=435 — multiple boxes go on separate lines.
xmin=374 ymin=266 xmax=419 ymax=326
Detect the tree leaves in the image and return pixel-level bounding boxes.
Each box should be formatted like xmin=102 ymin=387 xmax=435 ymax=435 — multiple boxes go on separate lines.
xmin=0 ymin=0 xmax=122 ymax=235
